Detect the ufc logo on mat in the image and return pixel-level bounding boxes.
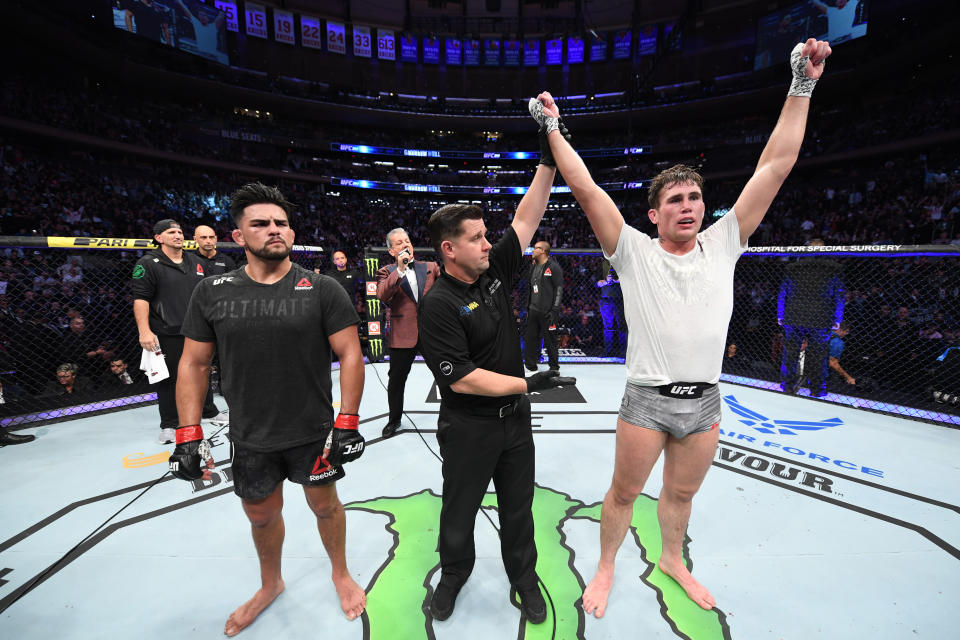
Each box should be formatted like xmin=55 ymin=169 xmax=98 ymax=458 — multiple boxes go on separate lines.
xmin=670 ymin=385 xmax=699 ymax=396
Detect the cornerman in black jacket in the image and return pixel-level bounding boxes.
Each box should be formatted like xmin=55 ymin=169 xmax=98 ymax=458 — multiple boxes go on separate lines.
xmin=523 ymin=240 xmax=564 ymax=371
xmin=131 ymin=219 xmax=225 ymax=444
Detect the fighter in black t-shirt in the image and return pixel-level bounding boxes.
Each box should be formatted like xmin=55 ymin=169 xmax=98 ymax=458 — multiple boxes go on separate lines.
xmin=418 ymin=142 xmax=575 ymax=624
xmin=174 ymin=182 xmax=367 ymax=635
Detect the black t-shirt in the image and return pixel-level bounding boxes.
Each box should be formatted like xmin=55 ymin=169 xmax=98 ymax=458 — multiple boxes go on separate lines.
xmin=419 ymin=226 xmax=523 ymax=412
xmin=130 ymin=249 xmax=206 ymax=335
xmin=196 ymin=252 xmax=237 ymax=278
xmin=181 ymin=264 xmax=359 ymax=451
xmin=326 ymin=267 xmax=363 ymax=300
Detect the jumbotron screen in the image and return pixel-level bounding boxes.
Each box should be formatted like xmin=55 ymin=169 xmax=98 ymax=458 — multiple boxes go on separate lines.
xmin=755 ymin=0 xmax=868 ymax=70
xmin=112 ymin=0 xmax=229 ymax=65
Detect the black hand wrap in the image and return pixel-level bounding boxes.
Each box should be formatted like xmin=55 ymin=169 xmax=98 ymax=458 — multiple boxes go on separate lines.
xmin=537 ymin=119 xmax=572 ymax=167
xmin=526 ymin=370 xmax=577 ymax=392
xmin=169 ymin=425 xmax=212 ymax=481
xmin=327 ymin=413 xmax=365 ymax=466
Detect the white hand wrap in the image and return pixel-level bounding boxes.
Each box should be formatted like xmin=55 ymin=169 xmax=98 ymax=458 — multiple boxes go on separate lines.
xmin=787 ymin=42 xmax=820 ymax=98
xmin=528 ymin=98 xmax=559 ymax=133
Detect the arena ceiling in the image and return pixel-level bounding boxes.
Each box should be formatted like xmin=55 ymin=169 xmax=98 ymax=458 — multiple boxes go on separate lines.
xmin=280 ymin=0 xmax=781 ymax=33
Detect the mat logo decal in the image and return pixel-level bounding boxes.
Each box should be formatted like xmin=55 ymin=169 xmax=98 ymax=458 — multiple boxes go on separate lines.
xmin=186 ymin=477 xmax=728 ymax=639
xmin=723 ymin=394 xmax=843 ymax=435
xmin=122 ymin=451 xmax=170 ymax=468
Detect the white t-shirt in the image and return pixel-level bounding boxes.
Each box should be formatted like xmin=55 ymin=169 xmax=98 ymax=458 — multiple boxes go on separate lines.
xmin=607 ymin=210 xmax=746 ymax=385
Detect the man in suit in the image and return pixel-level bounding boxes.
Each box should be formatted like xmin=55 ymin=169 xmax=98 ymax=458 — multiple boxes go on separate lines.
xmin=376 ymin=228 xmax=441 ymax=438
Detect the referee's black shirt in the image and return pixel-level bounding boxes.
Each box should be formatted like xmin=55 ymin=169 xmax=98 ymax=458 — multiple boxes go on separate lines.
xmin=419 ymin=226 xmax=524 ymax=413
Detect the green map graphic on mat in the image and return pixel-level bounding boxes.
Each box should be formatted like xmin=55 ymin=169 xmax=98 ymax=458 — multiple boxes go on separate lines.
xmin=347 ymin=484 xmax=728 ymax=640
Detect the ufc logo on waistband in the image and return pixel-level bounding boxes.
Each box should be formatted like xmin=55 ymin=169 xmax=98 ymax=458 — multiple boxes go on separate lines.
xmin=670 ymin=385 xmax=699 ymax=395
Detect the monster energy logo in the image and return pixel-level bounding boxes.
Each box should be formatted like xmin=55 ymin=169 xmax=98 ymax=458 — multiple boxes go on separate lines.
xmin=343 ymin=486 xmax=728 ymax=639
xmin=365 ymin=257 xmax=380 ymax=278
xmin=366 ymin=298 xmax=382 ymax=317
xmin=368 ymin=338 xmax=383 ymax=360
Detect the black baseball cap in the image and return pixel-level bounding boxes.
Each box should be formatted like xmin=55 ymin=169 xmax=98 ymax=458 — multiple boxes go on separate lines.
xmin=153 ymin=219 xmax=181 ymax=236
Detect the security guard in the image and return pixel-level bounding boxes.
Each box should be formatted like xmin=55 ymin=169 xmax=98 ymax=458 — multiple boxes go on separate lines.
xmin=131 ymin=219 xmax=224 ymax=444
xmin=523 ymin=239 xmax=564 ymax=371
xmin=193 ymin=224 xmax=237 ymax=277
xmin=324 ymin=250 xmax=364 ymax=302
xmin=418 ymin=156 xmax=574 ymax=623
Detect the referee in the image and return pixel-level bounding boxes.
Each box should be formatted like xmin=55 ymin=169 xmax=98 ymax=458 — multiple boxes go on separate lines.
xmin=418 ymin=158 xmax=575 ymax=623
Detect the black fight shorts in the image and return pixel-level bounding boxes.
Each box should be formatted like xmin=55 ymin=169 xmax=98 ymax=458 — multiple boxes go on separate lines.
xmin=230 ymin=438 xmax=345 ymax=501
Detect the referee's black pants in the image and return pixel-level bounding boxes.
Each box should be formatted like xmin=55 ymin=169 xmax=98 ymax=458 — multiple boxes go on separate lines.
xmin=156 ymin=333 xmax=219 ymax=429
xmin=387 ymin=345 xmax=418 ymax=424
xmin=435 ymin=396 xmax=538 ymax=591
xmin=524 ymin=308 xmax=559 ymax=370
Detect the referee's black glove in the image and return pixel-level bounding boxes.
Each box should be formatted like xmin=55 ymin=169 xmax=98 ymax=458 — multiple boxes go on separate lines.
xmin=537 ymin=119 xmax=571 ymax=167
xmin=526 ymin=370 xmax=577 ymax=393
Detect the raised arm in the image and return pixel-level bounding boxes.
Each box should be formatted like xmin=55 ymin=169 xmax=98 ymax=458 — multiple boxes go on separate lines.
xmin=733 ymin=38 xmax=831 ymax=245
xmin=511 ymin=164 xmax=557 ymax=249
xmin=531 ymin=93 xmax=624 ymax=256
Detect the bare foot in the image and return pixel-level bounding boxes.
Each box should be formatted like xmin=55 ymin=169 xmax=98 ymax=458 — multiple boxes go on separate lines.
xmin=333 ymin=573 xmax=367 ymax=621
xmin=224 ymin=580 xmax=285 ymax=637
xmin=658 ymin=558 xmax=715 ymax=610
xmin=582 ymin=568 xmax=614 ymax=618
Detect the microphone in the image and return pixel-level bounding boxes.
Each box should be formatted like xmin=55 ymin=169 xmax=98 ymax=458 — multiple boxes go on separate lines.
xmin=398 ymin=248 xmax=413 ymax=266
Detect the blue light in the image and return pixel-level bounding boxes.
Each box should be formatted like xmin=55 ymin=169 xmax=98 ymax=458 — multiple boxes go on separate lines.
xmin=508 ymin=152 xmax=531 ymax=160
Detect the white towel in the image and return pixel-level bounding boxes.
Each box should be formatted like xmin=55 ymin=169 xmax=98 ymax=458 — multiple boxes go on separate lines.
xmin=140 ymin=347 xmax=170 ymax=384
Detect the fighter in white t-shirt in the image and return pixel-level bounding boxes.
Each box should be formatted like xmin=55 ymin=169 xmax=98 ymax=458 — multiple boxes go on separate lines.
xmin=531 ymin=38 xmax=832 ymax=617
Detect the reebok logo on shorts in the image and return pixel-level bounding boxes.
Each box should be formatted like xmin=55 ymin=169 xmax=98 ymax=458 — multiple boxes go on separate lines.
xmin=310 ymin=455 xmax=336 ymax=480
xmin=295 ymin=277 xmax=313 ymax=290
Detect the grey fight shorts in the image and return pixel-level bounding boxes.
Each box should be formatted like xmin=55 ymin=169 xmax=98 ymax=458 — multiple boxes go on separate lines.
xmin=618 ymin=381 xmax=722 ymax=438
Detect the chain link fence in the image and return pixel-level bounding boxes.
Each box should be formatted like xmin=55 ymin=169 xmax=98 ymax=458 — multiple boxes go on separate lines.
xmin=3 ymin=236 xmax=958 ymax=429
xmin=726 ymin=245 xmax=960 ymax=425
xmin=0 ymin=236 xmax=321 ymax=428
